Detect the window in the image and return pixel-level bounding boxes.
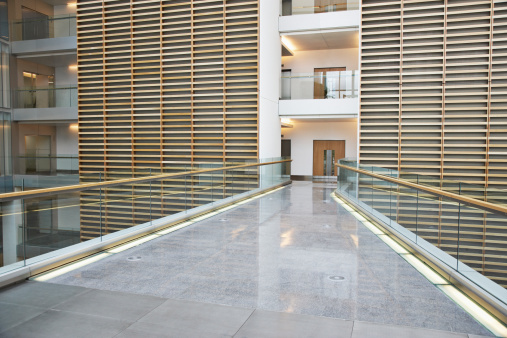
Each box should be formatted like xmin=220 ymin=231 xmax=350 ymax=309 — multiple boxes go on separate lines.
xmin=0 ymin=42 xmax=9 ymax=108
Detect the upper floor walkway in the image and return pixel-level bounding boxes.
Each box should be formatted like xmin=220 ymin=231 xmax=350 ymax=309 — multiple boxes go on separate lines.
xmin=0 ymin=182 xmax=495 ymax=337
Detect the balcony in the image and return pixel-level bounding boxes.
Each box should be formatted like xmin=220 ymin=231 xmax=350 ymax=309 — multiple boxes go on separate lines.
xmin=279 ymin=70 xmax=358 ymax=118
xmin=12 ymin=86 xmax=78 ymax=122
xmin=281 ymin=0 xmax=359 ymax=16
xmin=11 ymin=15 xmax=77 ymax=55
xmin=279 ymin=1 xmax=359 ymax=34
xmin=12 ymin=154 xmax=79 ymax=176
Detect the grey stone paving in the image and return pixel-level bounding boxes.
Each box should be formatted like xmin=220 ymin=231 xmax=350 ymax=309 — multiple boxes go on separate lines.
xmin=0 ymin=182 xmax=496 ymax=337
xmin=0 ymin=281 xmax=494 ymax=337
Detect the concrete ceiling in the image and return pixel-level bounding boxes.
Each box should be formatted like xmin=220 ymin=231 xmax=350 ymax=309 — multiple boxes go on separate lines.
xmin=17 ymin=53 xmax=77 ymax=67
xmin=282 ymin=30 xmax=359 ymax=51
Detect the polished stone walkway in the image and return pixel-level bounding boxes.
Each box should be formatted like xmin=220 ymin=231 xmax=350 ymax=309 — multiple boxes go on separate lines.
xmin=0 ymin=182 xmax=495 ymax=337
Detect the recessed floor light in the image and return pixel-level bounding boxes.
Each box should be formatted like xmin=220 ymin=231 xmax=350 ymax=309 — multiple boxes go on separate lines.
xmin=328 ymin=275 xmax=345 ymax=281
xmin=127 ymin=256 xmax=142 ymax=261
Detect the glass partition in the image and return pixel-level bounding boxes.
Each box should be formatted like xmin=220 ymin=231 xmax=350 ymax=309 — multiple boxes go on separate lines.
xmin=14 ymin=155 xmax=79 ymax=175
xmin=336 ymin=159 xmax=507 ymax=292
xmin=280 ymin=70 xmax=359 ymax=100
xmin=281 ymin=0 xmax=359 ymax=16
xmin=14 ymin=86 xmax=78 ymax=109
xmin=11 ymin=15 xmax=76 ymax=41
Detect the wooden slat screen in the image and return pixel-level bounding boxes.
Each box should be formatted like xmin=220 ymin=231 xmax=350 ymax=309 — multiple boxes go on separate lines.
xmin=360 ymin=0 xmax=507 ymax=287
xmin=76 ymin=0 xmax=259 ymax=240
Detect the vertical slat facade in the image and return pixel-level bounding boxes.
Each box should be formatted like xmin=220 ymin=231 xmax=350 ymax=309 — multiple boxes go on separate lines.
xmin=360 ymin=0 xmax=507 ymax=287
xmin=76 ymin=0 xmax=259 ymax=240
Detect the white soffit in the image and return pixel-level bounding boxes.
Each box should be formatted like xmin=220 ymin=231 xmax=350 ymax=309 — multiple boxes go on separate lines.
xmin=282 ymin=30 xmax=359 ymax=51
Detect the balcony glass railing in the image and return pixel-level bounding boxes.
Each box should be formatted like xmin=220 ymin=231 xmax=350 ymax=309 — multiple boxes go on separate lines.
xmin=281 ymin=0 xmax=359 ymax=16
xmin=336 ymin=159 xmax=507 ymax=292
xmin=14 ymin=86 xmax=78 ymax=109
xmin=0 ymin=158 xmax=291 ymax=275
xmin=280 ymin=70 xmax=358 ymax=100
xmin=11 ymin=15 xmax=76 ymax=41
xmin=15 ymin=155 xmax=79 ymax=175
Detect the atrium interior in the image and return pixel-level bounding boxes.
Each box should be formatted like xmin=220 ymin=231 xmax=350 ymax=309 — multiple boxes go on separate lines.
xmin=0 ymin=0 xmax=507 ymax=337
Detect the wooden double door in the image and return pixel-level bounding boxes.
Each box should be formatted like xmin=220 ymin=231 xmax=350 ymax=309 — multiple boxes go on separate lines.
xmin=313 ymin=140 xmax=345 ymax=176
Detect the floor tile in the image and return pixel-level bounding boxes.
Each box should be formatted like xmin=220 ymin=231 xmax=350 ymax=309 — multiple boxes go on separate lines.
xmin=0 ymin=281 xmax=88 ymax=309
xmin=351 ymin=321 xmax=469 ymax=338
xmin=54 ymin=289 xmax=166 ymax=321
xmin=0 ymin=302 xmax=46 ymax=334
xmin=136 ymin=298 xmax=253 ymax=337
xmin=0 ymin=309 xmax=131 ymax=338
xmin=41 ymin=182 xmax=493 ymax=336
xmin=234 ymin=309 xmax=353 ymax=338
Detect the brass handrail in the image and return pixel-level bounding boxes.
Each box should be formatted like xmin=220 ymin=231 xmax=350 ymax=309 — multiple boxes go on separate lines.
xmin=0 ymin=159 xmax=292 ymax=202
xmin=336 ymin=163 xmax=507 ymax=217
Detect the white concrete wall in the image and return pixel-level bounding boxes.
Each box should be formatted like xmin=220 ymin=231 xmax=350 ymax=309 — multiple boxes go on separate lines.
xmin=56 ymin=124 xmax=78 ymax=156
xmin=282 ymin=119 xmax=357 ymax=176
xmin=54 ymin=123 xmax=79 ymax=232
xmin=55 ymin=65 xmax=77 ymax=86
xmin=54 ymin=4 xmax=76 ymax=16
xmin=259 ymin=0 xmax=282 ymax=159
xmin=54 ymin=4 xmax=77 ymax=38
xmin=55 ymin=64 xmax=78 ymax=107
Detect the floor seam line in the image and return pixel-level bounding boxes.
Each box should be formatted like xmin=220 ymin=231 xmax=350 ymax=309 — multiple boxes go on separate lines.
xmin=231 ymin=308 xmax=256 ymax=337
xmin=45 ymin=285 xmax=92 ymax=310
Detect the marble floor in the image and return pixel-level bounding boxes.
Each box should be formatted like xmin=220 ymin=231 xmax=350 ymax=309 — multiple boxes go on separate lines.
xmin=0 ymin=182 xmax=494 ymax=337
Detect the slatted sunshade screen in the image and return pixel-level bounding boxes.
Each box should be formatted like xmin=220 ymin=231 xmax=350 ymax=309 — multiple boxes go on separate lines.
xmin=360 ymin=0 xmax=507 ymax=287
xmin=76 ymin=0 xmax=259 ymax=239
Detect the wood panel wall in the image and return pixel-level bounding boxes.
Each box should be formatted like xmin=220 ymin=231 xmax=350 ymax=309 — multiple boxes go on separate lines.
xmin=76 ymin=0 xmax=259 ymax=240
xmin=359 ymin=0 xmax=507 ymax=287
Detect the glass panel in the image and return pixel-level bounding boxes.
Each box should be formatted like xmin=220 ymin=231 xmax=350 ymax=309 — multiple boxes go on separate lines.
xmin=0 ymin=42 xmax=9 ymax=108
xmin=12 ymin=13 xmax=76 ymax=41
xmin=0 ymin=0 xmax=7 ymax=40
xmin=334 ymin=159 xmax=507 ymax=291
xmin=15 ymin=86 xmax=77 ymax=109
xmin=280 ymin=71 xmax=359 ymax=100
xmin=0 ymin=160 xmax=290 ymax=274
xmin=323 ymin=150 xmax=335 ymax=176
xmin=21 ymin=7 xmax=49 ymax=40
xmin=283 ymin=0 xmax=359 ymax=16
xmin=0 ymin=196 xmax=26 ymax=273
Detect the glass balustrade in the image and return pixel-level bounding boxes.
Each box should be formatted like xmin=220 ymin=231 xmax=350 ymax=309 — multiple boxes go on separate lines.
xmin=336 ymin=159 xmax=507 ymax=293
xmin=281 ymin=0 xmax=359 ymax=16
xmin=280 ymin=70 xmax=359 ymax=100
xmin=11 ymin=15 xmax=76 ymax=41
xmin=14 ymin=86 xmax=78 ymax=109
xmin=0 ymin=158 xmax=291 ymax=274
xmin=14 ymin=155 xmax=79 ymax=175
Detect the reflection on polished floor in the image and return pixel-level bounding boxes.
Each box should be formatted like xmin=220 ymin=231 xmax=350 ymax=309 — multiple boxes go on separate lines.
xmin=0 ymin=182 xmax=494 ymax=337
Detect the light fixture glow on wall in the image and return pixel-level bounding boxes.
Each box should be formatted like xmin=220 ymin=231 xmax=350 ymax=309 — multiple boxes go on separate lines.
xmin=281 ymin=118 xmax=293 ymax=128
xmin=69 ymin=64 xmax=78 ymax=71
xmin=281 ymin=36 xmax=296 ymax=53
xmin=69 ymin=123 xmax=78 ymax=131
